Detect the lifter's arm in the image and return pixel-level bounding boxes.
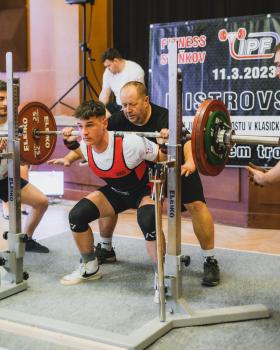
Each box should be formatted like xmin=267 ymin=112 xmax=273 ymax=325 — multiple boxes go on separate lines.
xmin=47 ymin=148 xmax=83 ymax=167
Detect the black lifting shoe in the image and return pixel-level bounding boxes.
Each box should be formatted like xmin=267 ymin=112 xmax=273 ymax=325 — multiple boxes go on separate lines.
xmin=25 ymin=238 xmax=49 ymax=253
xmin=202 ymin=257 xmax=220 ymax=286
xmin=95 ymin=243 xmax=116 ymax=264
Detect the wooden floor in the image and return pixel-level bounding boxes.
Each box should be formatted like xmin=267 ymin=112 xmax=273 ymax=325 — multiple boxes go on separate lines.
xmin=1 ymin=199 xmax=279 ymax=255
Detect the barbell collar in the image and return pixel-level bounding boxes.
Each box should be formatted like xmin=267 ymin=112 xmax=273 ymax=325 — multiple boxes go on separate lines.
xmin=217 ymin=129 xmax=234 ymax=148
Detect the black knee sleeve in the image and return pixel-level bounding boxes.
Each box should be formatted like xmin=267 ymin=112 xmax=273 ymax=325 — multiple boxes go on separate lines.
xmin=69 ymin=198 xmax=100 ymax=232
xmin=137 ymin=204 xmax=156 ymax=241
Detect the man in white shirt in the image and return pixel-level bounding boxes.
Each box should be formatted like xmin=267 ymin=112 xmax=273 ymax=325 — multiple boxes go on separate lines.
xmin=48 ymin=100 xmax=166 ymax=287
xmin=99 ymin=48 xmax=145 ymax=115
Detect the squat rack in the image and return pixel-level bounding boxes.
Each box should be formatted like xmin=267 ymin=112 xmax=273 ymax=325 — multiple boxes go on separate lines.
xmin=0 ymin=52 xmax=28 ymax=300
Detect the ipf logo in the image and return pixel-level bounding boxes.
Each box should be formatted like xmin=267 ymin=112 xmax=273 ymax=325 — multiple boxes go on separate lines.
xmin=218 ymin=28 xmax=280 ymax=60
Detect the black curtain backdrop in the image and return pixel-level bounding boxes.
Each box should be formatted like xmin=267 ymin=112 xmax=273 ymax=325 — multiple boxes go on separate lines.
xmin=113 ymin=0 xmax=280 ymax=87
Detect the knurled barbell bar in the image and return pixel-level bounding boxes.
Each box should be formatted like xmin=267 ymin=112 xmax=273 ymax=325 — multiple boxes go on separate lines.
xmin=33 ymin=129 xmax=163 ymax=139
xmin=1 ymin=100 xmax=279 ymax=171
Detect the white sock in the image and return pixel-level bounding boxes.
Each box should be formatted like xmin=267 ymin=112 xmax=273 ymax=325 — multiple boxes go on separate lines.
xmin=202 ymin=249 xmax=215 ymax=262
xmin=101 ymin=237 xmax=112 ymax=251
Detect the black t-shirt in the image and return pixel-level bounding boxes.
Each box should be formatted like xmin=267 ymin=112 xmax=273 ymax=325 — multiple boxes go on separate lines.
xmin=107 ymin=103 xmax=168 ymax=144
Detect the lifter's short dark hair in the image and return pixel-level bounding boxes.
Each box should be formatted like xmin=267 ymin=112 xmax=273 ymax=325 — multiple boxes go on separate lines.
xmin=101 ymin=48 xmax=123 ymax=62
xmin=74 ymin=100 xmax=106 ymax=120
xmin=0 ymin=80 xmax=7 ymax=91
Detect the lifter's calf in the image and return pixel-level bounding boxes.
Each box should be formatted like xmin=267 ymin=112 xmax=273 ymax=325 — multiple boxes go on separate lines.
xmin=73 ymin=228 xmax=94 ymax=253
xmin=98 ymin=215 xmax=118 ymax=238
xmin=96 ymin=215 xmax=118 ymax=264
xmin=20 ymin=183 xmax=49 ymax=252
xmin=137 ymin=204 xmax=158 ymax=264
xmin=186 ymin=201 xmax=220 ymax=286
xmin=186 ymin=201 xmax=214 ymax=249
xmin=62 ymin=199 xmax=102 ymax=285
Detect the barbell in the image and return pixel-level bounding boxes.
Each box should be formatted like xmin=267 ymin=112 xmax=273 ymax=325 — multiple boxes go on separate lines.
xmin=15 ymin=102 xmax=180 ymax=165
xmin=1 ymin=100 xmax=279 ymax=175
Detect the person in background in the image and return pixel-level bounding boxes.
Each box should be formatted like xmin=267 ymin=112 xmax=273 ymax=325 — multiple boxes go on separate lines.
xmin=99 ymin=48 xmax=145 ymax=116
xmin=102 ymin=81 xmax=220 ymax=287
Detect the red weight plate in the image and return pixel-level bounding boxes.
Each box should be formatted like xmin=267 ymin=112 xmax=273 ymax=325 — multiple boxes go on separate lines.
xmin=196 ymin=101 xmax=225 ymax=176
xmin=192 ymin=99 xmax=215 ymax=175
xmin=191 ymin=109 xmax=200 ymax=170
xmin=192 ymin=99 xmax=210 ymax=175
xmin=192 ymin=99 xmax=231 ymax=176
xmin=18 ymin=102 xmax=57 ymax=165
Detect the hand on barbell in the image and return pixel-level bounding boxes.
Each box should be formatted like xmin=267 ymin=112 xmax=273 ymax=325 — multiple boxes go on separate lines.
xmin=156 ymin=128 xmax=169 ymax=145
xmin=62 ymin=127 xmax=79 ymax=142
xmin=47 ymin=157 xmax=71 ymax=167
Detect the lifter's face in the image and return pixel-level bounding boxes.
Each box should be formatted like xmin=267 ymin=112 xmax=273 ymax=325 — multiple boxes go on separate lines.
xmin=274 ymin=50 xmax=280 ymax=79
xmin=120 ymin=86 xmax=150 ymax=125
xmin=0 ymin=90 xmax=7 ymax=117
xmin=77 ymin=116 xmax=108 ymax=147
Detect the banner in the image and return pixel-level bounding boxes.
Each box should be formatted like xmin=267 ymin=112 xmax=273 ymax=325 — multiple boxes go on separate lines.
xmin=149 ymin=13 xmax=280 ymax=167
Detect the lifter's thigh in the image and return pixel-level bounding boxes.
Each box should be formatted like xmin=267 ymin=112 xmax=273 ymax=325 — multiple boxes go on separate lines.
xmin=86 ymin=190 xmax=116 ymax=217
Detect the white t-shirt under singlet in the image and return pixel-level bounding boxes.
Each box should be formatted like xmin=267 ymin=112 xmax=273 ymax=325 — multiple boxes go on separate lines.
xmin=102 ymin=60 xmax=145 ymax=105
xmin=80 ymin=131 xmax=158 ymax=171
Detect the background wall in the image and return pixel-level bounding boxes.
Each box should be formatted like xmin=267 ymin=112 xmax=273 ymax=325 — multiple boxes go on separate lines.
xmin=0 ymin=0 xmax=79 ymax=115
xmin=0 ymin=0 xmax=28 ymax=72
xmin=81 ymin=0 xmax=113 ymax=101
xmin=0 ymin=0 xmax=112 ymax=115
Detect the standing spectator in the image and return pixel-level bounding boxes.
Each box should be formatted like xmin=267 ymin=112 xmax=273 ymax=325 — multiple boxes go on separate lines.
xmin=99 ymin=48 xmax=145 ymax=115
